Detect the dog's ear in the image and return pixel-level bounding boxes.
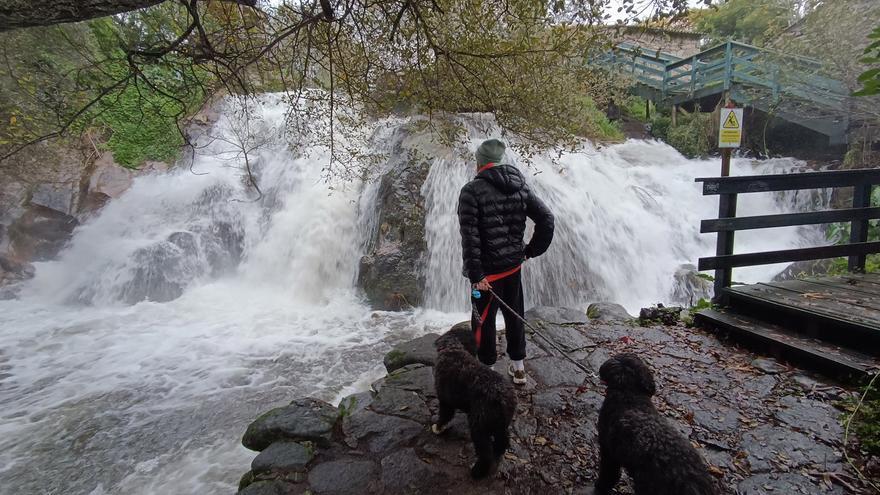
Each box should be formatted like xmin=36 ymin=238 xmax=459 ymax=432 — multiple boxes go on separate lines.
xmin=632 ymin=359 xmax=656 ymax=396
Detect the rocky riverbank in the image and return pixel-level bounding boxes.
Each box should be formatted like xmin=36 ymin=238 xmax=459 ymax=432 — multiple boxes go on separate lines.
xmin=236 ymin=305 xmax=872 ymax=494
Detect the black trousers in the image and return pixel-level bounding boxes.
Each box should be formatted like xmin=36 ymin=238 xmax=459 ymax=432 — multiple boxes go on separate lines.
xmin=470 ymin=270 xmax=526 ymax=366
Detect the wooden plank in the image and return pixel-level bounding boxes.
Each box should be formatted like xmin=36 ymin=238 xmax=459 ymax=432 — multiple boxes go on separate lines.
xmin=696 ymin=308 xmax=877 ymax=379
xmin=696 ymin=169 xmax=880 ymax=195
xmin=698 ymin=242 xmax=880 ymax=271
xmin=700 ymin=207 xmax=880 ymax=233
xmin=762 ymin=279 xmax=880 ymax=312
xmin=805 ymin=277 xmax=880 ymax=299
xmin=728 ymin=283 xmax=880 ymax=331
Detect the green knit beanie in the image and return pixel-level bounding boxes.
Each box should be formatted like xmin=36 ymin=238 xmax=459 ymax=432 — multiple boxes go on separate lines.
xmin=475 ymin=139 xmax=506 ymax=167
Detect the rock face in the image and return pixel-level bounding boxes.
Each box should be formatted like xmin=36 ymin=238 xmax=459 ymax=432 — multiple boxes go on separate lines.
xmin=237 ymin=307 xmax=857 ymax=495
xmin=358 ymin=125 xmax=434 ymax=310
xmin=670 ymin=263 xmax=712 ymax=306
xmin=8 ymin=205 xmax=79 ymax=261
xmin=0 ymin=102 xmax=217 ymax=295
xmin=0 ymin=253 xmax=35 ymax=299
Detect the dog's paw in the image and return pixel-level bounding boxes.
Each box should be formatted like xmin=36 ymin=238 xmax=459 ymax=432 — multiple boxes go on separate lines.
xmin=431 ymin=423 xmax=447 ymax=435
xmin=470 ymin=460 xmax=495 ymax=480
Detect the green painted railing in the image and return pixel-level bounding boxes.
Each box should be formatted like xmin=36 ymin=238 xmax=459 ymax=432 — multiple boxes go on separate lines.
xmin=596 ymin=40 xmax=852 ymax=142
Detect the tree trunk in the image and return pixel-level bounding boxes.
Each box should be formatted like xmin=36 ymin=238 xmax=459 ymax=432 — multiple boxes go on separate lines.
xmin=0 ymin=0 xmax=257 ymax=32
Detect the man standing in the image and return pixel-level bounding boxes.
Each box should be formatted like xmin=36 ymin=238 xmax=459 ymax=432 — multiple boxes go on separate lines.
xmin=457 ymin=139 xmax=555 ymax=385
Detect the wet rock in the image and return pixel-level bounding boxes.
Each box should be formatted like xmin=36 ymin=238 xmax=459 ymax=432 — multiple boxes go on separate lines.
xmin=238 ymin=479 xmax=302 ymax=495
xmin=774 ymin=395 xmax=843 ymax=444
xmin=308 ymin=459 xmax=379 ymax=495
xmin=380 ymin=448 xmax=446 ymax=492
xmin=741 ymin=425 xmax=840 ymax=473
xmin=736 ymin=374 xmax=778 ymax=398
xmin=338 ymin=391 xmax=374 ymax=416
xmin=384 ymin=364 xmax=434 ymax=397
xmin=369 ymin=385 xmax=431 ymax=423
xmin=342 ymin=410 xmax=423 ymax=452
xmin=8 ymin=205 xmax=78 ymax=261
xmin=358 ymin=135 xmax=432 ymax=310
xmin=0 ymin=253 xmax=34 ymax=287
xmin=737 ymin=472 xmax=844 ymax=494
xmin=639 ymin=304 xmax=683 ymax=326
xmin=251 ymin=441 xmax=313 ymax=475
xmin=531 ymin=324 xmax=596 ymax=352
xmin=586 ymin=302 xmax=632 ymax=321
xmin=526 ymin=306 xmax=588 ymax=325
xmin=690 ymin=401 xmax=740 ymax=436
xmin=512 ymin=415 xmax=538 ymax=439
xmin=528 ymin=357 xmax=588 ymax=387
xmin=751 ymin=358 xmax=786 ymax=375
xmin=671 ymin=264 xmax=713 ymax=306
xmin=533 ymin=388 xmax=569 ymax=415
xmin=383 ymin=333 xmax=439 ymax=373
xmin=586 ymin=348 xmax=611 ymax=374
xmin=242 ymin=398 xmax=339 ymax=451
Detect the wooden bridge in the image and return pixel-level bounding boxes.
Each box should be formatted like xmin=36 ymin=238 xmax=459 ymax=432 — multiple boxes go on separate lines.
xmin=692 ymin=168 xmax=880 ymax=381
xmin=596 ymin=41 xmax=852 ymax=144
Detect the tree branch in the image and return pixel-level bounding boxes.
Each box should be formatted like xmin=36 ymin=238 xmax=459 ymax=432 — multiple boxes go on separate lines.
xmin=0 ymin=0 xmax=258 ymax=32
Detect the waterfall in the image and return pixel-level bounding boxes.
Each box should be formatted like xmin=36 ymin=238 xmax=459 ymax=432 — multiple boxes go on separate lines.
xmin=421 ymin=133 xmax=828 ymax=313
xmin=0 ymin=97 xmax=828 ymax=494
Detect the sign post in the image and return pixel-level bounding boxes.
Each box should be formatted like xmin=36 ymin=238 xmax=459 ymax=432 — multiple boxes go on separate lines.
xmin=714 ymin=104 xmax=743 ymax=301
xmin=718 ymin=106 xmax=743 ymax=177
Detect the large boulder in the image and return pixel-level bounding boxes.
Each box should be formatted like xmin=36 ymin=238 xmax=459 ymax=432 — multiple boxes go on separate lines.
xmin=586 ymin=302 xmax=633 ymax=321
xmin=8 ymin=205 xmax=79 ymax=261
xmin=358 ymin=123 xmax=452 ymax=311
xmin=242 ymin=398 xmax=339 ymax=452
xmin=670 ymin=264 xmax=713 ymax=306
xmin=383 ymin=333 xmax=440 ymax=373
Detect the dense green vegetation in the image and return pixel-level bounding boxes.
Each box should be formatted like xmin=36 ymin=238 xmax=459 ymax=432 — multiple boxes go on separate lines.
xmin=689 ymin=0 xmax=798 ymax=46
xmin=0 ymin=13 xmax=209 ymax=168
xmin=855 ymin=25 xmax=880 ymax=96
xmin=841 ymin=379 xmax=880 ymax=457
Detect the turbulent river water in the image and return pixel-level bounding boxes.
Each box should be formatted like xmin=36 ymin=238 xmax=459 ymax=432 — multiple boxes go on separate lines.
xmin=0 ymin=95 xmax=828 ymax=494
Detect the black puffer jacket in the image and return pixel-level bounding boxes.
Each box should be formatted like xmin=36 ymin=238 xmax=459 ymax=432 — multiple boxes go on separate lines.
xmin=457 ymin=164 xmax=555 ymax=283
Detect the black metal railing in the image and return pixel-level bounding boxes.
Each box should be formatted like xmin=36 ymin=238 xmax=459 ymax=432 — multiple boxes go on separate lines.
xmin=696 ymin=168 xmax=880 ymax=300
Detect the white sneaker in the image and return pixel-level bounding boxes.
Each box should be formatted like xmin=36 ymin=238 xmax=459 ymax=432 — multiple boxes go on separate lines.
xmin=508 ymin=363 xmax=527 ymax=385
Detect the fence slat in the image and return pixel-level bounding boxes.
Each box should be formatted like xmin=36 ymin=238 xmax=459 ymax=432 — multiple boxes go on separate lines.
xmin=701 ymin=207 xmax=880 ymax=233
xmin=699 ymin=242 xmax=880 ymax=271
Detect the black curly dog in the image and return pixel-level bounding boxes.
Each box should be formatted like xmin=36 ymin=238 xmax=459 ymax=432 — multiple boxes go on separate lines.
xmin=596 ymin=353 xmax=718 ymax=495
xmin=432 ymin=326 xmax=517 ymax=479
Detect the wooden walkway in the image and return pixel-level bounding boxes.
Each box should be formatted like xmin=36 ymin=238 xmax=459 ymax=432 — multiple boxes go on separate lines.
xmin=594 ymin=40 xmax=852 ymax=143
xmin=696 ymin=273 xmax=880 ymax=381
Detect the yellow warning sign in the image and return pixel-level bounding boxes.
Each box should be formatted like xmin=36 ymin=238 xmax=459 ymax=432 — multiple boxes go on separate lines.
xmin=718 ymin=108 xmax=743 ymax=148
xmin=723 ymin=111 xmax=740 ymax=129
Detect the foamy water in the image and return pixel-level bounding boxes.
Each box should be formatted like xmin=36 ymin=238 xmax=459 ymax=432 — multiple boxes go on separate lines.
xmin=0 ymin=95 xmax=827 ymax=494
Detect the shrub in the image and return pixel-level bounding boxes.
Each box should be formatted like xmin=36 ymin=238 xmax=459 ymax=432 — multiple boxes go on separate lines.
xmin=666 ymin=112 xmax=714 ymax=158
xmin=649 ymin=115 xmax=671 ymax=140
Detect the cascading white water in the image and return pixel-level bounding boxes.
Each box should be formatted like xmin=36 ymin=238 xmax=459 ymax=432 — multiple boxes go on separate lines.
xmin=0 ymin=98 xmax=828 ymax=494
xmin=0 ymin=95 xmax=460 ymax=495
xmin=421 ymin=129 xmax=829 ymax=313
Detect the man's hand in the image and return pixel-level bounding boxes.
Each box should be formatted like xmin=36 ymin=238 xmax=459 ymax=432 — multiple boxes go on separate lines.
xmin=473 ymin=278 xmax=491 ymax=291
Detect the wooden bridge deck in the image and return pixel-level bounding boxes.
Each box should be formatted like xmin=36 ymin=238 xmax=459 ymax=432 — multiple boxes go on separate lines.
xmin=696 ymin=273 xmax=880 ymax=381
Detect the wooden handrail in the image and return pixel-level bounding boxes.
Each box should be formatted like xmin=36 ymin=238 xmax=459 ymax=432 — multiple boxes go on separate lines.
xmin=696 ymin=168 xmax=880 ymax=195
xmin=696 ymin=169 xmax=880 ymax=302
